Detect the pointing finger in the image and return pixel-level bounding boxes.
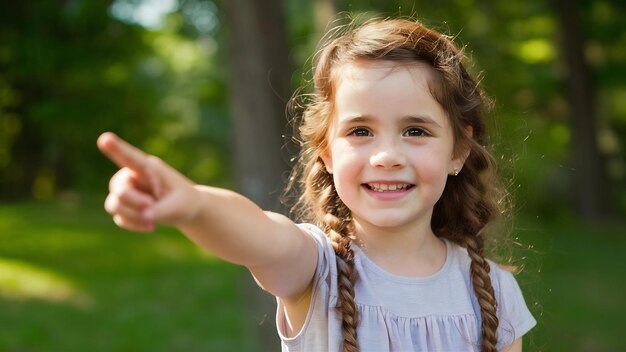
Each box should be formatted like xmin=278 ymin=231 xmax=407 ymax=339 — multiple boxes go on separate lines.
xmin=97 ymin=132 xmax=150 ymax=172
xmin=98 ymin=132 xmax=163 ymax=197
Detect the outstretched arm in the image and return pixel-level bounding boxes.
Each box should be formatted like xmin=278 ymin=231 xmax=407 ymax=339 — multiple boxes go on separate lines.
xmin=97 ymin=132 xmax=317 ymax=299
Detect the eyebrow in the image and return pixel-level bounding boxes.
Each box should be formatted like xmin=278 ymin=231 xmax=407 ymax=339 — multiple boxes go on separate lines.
xmin=401 ymin=115 xmax=443 ymax=129
xmin=338 ymin=115 xmax=443 ymax=129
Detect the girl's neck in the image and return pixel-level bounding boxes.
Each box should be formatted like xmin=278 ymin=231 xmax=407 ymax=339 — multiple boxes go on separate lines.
xmin=352 ymin=218 xmax=447 ymax=277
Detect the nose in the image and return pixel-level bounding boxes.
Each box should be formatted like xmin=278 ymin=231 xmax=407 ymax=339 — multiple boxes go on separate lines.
xmin=370 ymin=140 xmax=406 ymax=169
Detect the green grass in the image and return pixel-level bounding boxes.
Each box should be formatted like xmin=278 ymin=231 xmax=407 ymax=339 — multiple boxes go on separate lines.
xmin=1 ymin=198 xmax=625 ymax=351
xmin=511 ymin=218 xmax=626 ymax=352
xmin=0 ymin=198 xmax=262 ymax=352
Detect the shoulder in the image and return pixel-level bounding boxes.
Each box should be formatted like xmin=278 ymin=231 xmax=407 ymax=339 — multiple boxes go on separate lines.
xmin=296 ymin=223 xmax=328 ymax=243
xmin=295 ymin=223 xmax=337 ymax=279
xmin=444 ymin=240 xmax=522 ymax=293
xmin=489 ymin=260 xmax=537 ymax=348
xmin=447 ymin=240 xmax=531 ymax=312
xmin=492 ymin=264 xmax=537 ymax=348
xmin=486 ymin=259 xmax=526 ymax=301
xmin=445 ymin=240 xmax=537 ymax=348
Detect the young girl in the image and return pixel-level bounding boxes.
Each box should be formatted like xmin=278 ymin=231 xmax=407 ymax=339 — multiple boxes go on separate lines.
xmin=98 ymin=18 xmax=535 ymax=352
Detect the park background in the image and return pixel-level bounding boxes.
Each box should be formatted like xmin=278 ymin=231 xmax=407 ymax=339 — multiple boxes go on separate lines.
xmin=0 ymin=0 xmax=624 ymax=351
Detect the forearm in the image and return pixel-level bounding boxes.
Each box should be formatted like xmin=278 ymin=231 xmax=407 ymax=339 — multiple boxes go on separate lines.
xmin=177 ymin=185 xmax=318 ymax=298
xmin=177 ymin=185 xmax=282 ymax=267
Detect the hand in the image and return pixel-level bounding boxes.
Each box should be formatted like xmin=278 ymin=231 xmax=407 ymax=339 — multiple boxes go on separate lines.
xmin=97 ymin=132 xmax=200 ymax=232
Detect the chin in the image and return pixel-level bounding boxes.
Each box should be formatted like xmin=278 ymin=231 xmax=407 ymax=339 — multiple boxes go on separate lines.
xmin=359 ymin=215 xmax=414 ymax=229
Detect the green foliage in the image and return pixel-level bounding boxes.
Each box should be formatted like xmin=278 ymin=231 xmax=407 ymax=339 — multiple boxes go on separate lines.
xmin=0 ymin=0 xmax=232 ymax=201
xmin=0 ymin=0 xmax=624 ymax=209
xmin=1 ymin=1 xmax=158 ymax=199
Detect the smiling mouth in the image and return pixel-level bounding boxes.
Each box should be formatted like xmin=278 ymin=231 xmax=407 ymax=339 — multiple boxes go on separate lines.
xmin=365 ymin=183 xmax=415 ymax=192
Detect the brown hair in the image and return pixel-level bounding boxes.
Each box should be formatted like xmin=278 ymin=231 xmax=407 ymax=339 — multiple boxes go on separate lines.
xmin=286 ymin=17 xmax=504 ymax=352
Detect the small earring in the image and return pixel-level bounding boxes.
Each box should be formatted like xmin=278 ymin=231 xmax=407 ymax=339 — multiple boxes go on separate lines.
xmin=454 ymin=169 xmax=460 ymax=176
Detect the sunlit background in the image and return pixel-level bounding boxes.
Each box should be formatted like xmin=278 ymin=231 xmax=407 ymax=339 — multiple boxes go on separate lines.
xmin=1 ymin=0 xmax=624 ymax=351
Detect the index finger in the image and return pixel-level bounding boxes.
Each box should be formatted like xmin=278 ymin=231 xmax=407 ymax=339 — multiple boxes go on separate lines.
xmin=97 ymin=132 xmax=149 ymax=171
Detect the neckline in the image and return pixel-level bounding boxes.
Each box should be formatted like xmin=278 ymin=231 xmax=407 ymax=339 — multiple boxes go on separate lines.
xmin=353 ymin=238 xmax=453 ymax=284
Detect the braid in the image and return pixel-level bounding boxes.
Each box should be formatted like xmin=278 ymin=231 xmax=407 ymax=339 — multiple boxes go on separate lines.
xmin=333 ymin=236 xmax=359 ymax=352
xmin=429 ymin=46 xmax=505 ymax=350
xmin=436 ymin=143 xmax=503 ymax=352
xmin=465 ymin=235 xmax=499 ymax=352
xmin=307 ymin=159 xmax=360 ymax=352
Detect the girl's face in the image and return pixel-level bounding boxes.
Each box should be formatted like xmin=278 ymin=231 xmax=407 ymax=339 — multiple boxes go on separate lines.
xmin=322 ymin=60 xmax=466 ymax=235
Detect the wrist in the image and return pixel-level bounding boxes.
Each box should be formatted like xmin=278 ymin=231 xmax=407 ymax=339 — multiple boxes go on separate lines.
xmin=181 ymin=184 xmax=205 ymax=223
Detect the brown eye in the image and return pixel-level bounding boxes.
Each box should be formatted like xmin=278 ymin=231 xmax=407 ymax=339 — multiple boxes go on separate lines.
xmin=403 ymin=127 xmax=428 ymax=137
xmin=348 ymin=127 xmax=372 ymax=137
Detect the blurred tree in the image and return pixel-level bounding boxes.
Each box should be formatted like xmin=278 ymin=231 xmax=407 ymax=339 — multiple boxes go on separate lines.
xmin=314 ymin=0 xmax=340 ymax=32
xmin=0 ymin=0 xmax=234 ymax=201
xmin=221 ymin=0 xmax=291 ymax=211
xmin=555 ymin=0 xmax=610 ymax=219
xmin=220 ymin=0 xmax=292 ymax=350
xmin=0 ymin=1 xmax=164 ymax=200
xmin=2 ymin=0 xmax=623 ymax=213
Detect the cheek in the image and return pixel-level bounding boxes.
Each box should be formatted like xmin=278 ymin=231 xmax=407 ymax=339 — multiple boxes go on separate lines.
xmin=329 ymin=143 xmax=362 ymax=173
xmin=329 ymin=148 xmax=363 ymax=197
xmin=332 ymin=155 xmax=361 ymax=190
xmin=421 ymin=160 xmax=449 ymax=180
xmin=410 ymin=148 xmax=453 ymax=183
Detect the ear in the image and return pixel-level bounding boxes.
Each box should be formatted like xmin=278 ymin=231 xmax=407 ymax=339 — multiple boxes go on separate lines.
xmin=449 ymin=126 xmax=473 ymax=176
xmin=321 ymin=150 xmax=333 ymax=174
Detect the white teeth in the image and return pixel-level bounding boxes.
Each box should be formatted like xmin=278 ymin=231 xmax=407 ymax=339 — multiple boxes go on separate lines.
xmin=368 ymin=183 xmax=410 ymax=192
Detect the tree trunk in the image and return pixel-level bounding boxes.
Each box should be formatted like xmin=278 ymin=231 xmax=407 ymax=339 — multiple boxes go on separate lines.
xmin=554 ymin=0 xmax=610 ymax=220
xmin=221 ymin=0 xmax=292 ymax=350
